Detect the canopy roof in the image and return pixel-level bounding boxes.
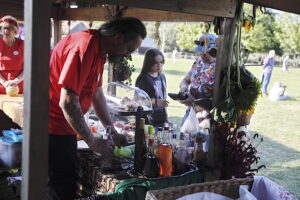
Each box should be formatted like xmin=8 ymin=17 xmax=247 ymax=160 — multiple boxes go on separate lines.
xmin=1 ymin=0 xmax=299 ymax=22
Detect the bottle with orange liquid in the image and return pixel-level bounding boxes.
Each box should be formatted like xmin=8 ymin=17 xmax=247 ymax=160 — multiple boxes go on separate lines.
xmin=157 ymin=124 xmax=173 ymax=176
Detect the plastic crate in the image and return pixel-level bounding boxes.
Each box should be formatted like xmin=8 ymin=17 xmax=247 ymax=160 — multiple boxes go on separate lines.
xmin=0 ymin=140 xmax=22 ymax=168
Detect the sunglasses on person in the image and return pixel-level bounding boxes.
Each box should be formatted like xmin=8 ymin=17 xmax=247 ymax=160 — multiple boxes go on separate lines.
xmin=194 ymin=40 xmax=205 ymax=46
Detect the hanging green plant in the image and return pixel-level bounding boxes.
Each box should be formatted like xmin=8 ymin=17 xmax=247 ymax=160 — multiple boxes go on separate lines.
xmin=210 ymin=7 xmax=261 ymax=125
xmin=112 ymin=56 xmax=135 ymax=85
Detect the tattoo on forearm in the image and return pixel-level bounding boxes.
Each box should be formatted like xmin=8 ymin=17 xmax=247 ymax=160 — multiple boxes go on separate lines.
xmin=63 ymin=93 xmax=90 ymax=138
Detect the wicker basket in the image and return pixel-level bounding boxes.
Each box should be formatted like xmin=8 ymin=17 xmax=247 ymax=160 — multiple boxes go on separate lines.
xmin=145 ymin=177 xmax=254 ymax=200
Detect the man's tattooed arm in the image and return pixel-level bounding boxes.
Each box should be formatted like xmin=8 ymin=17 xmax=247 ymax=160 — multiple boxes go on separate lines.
xmin=59 ymin=87 xmax=90 ymax=139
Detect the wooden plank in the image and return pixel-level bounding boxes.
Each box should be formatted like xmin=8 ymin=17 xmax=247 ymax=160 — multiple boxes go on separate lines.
xmin=207 ymin=2 xmax=243 ymax=181
xmin=0 ymin=0 xmax=23 ymax=20
xmin=243 ymin=0 xmax=300 ymax=15
xmin=59 ymin=7 xmax=214 ymax=22
xmin=22 ymin=0 xmax=50 ymax=199
xmin=60 ymin=0 xmax=237 ymax=18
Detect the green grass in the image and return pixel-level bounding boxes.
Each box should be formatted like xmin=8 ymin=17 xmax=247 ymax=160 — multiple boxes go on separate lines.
xmin=103 ymin=55 xmax=300 ymax=197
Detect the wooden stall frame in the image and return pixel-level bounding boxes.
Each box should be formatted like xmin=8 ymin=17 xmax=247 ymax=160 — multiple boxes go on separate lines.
xmin=21 ymin=0 xmax=50 ymax=200
xmin=1 ymin=0 xmax=300 ymax=199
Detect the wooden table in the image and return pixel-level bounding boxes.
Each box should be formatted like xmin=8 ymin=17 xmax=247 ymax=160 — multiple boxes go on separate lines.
xmin=0 ymin=94 xmax=24 ymax=127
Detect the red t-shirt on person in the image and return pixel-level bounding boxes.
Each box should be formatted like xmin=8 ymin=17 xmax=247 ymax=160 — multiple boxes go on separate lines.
xmin=48 ymin=30 xmax=106 ymax=135
xmin=0 ymin=38 xmax=24 ymax=94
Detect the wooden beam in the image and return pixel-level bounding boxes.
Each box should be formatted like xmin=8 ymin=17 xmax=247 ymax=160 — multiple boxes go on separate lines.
xmin=0 ymin=1 xmax=61 ymax=20
xmin=243 ymin=0 xmax=300 ymax=15
xmin=62 ymin=0 xmax=237 ymax=18
xmin=0 ymin=0 xmax=23 ymax=20
xmin=59 ymin=7 xmax=214 ymax=22
xmin=22 ymin=0 xmax=50 ymax=199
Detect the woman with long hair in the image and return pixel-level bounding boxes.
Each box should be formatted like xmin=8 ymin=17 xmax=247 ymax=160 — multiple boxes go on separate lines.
xmin=136 ymin=48 xmax=169 ymax=127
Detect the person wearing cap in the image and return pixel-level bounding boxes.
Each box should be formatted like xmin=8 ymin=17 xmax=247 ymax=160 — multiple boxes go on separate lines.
xmin=48 ymin=17 xmax=146 ymax=199
xmin=261 ymin=50 xmax=275 ymax=97
xmin=178 ymin=33 xmax=217 ymax=114
xmin=0 ymin=15 xmax=24 ymax=94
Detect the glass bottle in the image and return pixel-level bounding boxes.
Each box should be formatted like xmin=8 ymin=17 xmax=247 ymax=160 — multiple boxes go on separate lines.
xmin=134 ymin=118 xmax=147 ymax=172
xmin=156 ymin=127 xmax=163 ymax=145
xmin=143 ymin=125 xmax=160 ymax=178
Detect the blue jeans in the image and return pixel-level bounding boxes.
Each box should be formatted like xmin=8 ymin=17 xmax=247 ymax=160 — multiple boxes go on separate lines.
xmin=261 ymin=72 xmax=272 ymax=93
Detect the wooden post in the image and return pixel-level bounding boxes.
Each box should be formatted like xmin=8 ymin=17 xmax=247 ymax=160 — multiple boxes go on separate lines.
xmin=53 ymin=19 xmax=62 ymax=46
xmin=206 ymin=2 xmax=243 ymax=181
xmin=22 ymin=0 xmax=50 ymax=199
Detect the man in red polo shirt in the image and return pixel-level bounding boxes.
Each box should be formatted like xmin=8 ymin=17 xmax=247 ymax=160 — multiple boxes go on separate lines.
xmin=48 ymin=17 xmax=146 ymax=200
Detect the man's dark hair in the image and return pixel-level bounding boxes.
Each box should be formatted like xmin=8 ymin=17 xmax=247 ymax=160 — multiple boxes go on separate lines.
xmin=99 ymin=17 xmax=147 ymax=43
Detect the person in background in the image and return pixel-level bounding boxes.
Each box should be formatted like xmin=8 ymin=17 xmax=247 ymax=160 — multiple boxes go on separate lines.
xmin=172 ymin=47 xmax=178 ymax=64
xmin=179 ymin=33 xmax=217 ymax=122
xmin=0 ymin=15 xmax=24 ymax=94
xmin=261 ymin=50 xmax=275 ymax=97
xmin=135 ymin=48 xmax=169 ymax=127
xmin=281 ymin=55 xmax=289 ymax=72
xmin=48 ymin=17 xmax=146 ymax=200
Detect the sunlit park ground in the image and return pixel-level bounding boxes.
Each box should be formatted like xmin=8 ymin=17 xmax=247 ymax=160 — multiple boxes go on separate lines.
xmin=102 ymin=54 xmax=300 ymax=197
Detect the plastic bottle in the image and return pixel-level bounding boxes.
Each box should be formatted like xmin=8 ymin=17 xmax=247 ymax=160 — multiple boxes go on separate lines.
xmin=157 ymin=125 xmax=173 ymax=176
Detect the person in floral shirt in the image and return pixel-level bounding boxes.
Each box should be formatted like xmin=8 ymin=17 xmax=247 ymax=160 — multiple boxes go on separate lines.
xmin=179 ymin=33 xmax=217 ymax=110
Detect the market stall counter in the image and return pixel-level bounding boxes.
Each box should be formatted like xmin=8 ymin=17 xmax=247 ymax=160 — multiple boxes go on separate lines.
xmin=75 ymin=82 xmax=205 ymax=199
xmin=76 ymin=148 xmax=204 ymax=200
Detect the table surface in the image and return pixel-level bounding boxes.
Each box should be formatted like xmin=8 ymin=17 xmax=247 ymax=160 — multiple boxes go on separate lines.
xmin=0 ymin=94 xmax=24 ymax=127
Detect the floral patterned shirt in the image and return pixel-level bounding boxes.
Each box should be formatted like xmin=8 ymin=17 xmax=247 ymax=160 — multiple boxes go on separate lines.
xmin=189 ymin=57 xmax=216 ymax=100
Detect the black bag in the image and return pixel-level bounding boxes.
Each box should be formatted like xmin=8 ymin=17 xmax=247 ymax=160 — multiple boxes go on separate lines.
xmin=151 ymin=106 xmax=167 ymax=124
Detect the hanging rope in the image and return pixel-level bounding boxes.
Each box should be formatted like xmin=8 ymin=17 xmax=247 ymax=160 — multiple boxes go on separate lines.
xmin=154 ymin=21 xmax=161 ymax=50
xmin=235 ymin=11 xmax=243 ymax=91
xmin=103 ymin=4 xmax=128 ymax=21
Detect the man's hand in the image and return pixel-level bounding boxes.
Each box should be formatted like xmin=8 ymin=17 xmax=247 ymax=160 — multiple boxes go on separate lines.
xmin=110 ymin=126 xmax=128 ymax=147
xmin=84 ymin=134 xmax=114 ymax=158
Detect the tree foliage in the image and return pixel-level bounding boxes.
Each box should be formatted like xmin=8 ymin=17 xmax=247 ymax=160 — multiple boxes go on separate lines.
xmin=241 ymin=8 xmax=282 ymax=55
xmin=176 ymin=23 xmax=206 ymax=52
xmin=275 ymin=13 xmax=300 ymax=55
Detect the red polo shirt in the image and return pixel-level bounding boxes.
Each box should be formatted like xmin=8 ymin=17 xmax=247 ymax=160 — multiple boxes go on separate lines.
xmin=48 ymin=30 xmax=106 ymax=135
xmin=0 ymin=38 xmax=24 ymax=94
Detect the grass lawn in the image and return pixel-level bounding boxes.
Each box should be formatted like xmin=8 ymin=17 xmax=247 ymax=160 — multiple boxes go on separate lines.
xmin=103 ymin=54 xmax=300 ymax=197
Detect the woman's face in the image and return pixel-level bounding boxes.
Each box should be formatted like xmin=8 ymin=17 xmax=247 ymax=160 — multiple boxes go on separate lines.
xmin=150 ymin=55 xmax=164 ymax=73
xmin=1 ymin=22 xmax=17 ymax=39
xmin=199 ymin=52 xmax=215 ymax=64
